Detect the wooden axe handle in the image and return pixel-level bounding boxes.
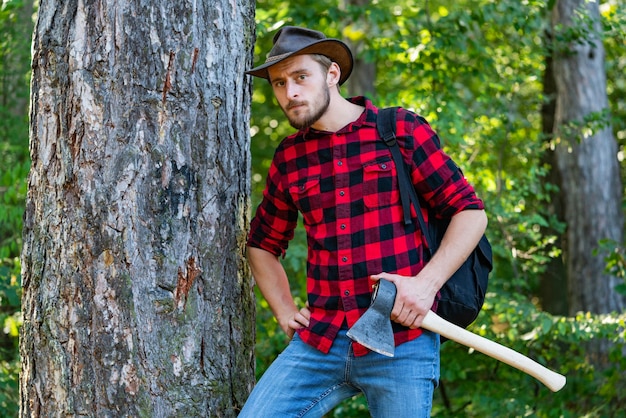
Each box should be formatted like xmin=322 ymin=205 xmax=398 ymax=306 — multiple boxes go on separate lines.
xmin=422 ymin=311 xmax=566 ymax=392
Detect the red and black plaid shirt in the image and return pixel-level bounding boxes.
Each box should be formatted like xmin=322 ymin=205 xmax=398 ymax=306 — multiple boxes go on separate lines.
xmin=248 ymin=97 xmax=484 ymax=356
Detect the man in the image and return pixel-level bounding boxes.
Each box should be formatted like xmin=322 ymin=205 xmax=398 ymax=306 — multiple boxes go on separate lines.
xmin=240 ymin=26 xmax=487 ymax=417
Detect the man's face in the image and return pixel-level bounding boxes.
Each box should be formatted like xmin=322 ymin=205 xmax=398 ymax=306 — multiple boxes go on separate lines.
xmin=267 ymin=54 xmax=331 ymax=130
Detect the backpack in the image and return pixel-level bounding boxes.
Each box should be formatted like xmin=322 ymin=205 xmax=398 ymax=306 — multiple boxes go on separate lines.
xmin=376 ymin=107 xmax=493 ymax=336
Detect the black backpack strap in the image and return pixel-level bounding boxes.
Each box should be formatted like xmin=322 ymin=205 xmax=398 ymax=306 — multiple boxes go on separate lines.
xmin=376 ymin=107 xmax=434 ymax=253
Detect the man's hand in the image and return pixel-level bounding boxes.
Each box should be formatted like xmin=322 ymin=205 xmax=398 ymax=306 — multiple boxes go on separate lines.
xmin=369 ymin=210 xmax=488 ymax=330
xmin=247 ymin=246 xmax=311 ymax=339
xmin=370 ymin=272 xmax=438 ymax=329
xmin=279 ymin=302 xmax=311 ymax=338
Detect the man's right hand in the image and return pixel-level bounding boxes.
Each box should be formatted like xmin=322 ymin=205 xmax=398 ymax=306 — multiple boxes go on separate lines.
xmin=247 ymin=246 xmax=311 ymax=339
xmin=281 ymin=302 xmax=311 ymax=338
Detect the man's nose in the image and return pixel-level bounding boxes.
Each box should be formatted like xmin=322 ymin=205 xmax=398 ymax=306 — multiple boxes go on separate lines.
xmin=286 ymin=81 xmax=299 ymax=99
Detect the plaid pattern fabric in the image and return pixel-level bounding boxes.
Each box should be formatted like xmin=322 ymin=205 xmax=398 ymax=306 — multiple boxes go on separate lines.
xmin=248 ymin=97 xmax=484 ymax=356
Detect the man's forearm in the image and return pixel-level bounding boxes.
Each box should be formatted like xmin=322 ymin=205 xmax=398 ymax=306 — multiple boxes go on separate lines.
xmin=246 ymin=246 xmax=299 ymax=334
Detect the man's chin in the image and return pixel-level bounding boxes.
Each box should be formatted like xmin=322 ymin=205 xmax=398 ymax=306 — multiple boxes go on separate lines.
xmin=288 ymin=115 xmax=314 ymax=130
xmin=289 ymin=120 xmax=311 ymax=130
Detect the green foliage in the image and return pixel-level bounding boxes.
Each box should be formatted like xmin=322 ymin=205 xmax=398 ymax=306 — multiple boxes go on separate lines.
xmin=598 ymin=239 xmax=626 ymax=296
xmin=1 ymin=0 xmax=33 ymax=413
xmin=0 ymin=356 xmax=19 ymax=417
xmin=604 ymin=2 xmax=626 ymax=188
xmin=433 ymin=292 xmax=625 ymax=417
xmin=599 ymin=0 xmax=626 ymax=302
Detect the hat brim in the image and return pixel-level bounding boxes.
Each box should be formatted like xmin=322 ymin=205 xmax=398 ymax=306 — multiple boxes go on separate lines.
xmin=245 ymin=39 xmax=353 ymax=85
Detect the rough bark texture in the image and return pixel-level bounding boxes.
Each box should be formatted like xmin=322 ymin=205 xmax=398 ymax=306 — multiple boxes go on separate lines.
xmin=551 ymin=0 xmax=625 ymax=316
xmin=20 ymin=0 xmax=256 ymax=416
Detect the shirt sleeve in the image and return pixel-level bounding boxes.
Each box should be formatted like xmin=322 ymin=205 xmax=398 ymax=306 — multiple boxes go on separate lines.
xmin=247 ymin=148 xmax=299 ymax=257
xmin=401 ymin=111 xmax=485 ymax=218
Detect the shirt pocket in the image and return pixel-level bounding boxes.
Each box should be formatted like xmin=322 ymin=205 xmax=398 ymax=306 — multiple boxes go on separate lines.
xmin=363 ymin=157 xmax=400 ymax=210
xmin=288 ymin=176 xmax=324 ymax=225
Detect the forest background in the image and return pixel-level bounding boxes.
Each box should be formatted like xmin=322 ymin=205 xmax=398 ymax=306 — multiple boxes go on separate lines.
xmin=1 ymin=0 xmax=625 ymax=416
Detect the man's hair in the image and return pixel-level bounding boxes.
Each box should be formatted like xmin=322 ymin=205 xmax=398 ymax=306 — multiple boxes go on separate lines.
xmin=311 ymin=54 xmax=333 ymax=73
xmin=311 ymin=54 xmax=341 ymax=91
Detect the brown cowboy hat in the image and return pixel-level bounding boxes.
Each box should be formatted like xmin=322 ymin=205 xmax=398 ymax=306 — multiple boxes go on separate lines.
xmin=246 ymin=26 xmax=353 ymax=85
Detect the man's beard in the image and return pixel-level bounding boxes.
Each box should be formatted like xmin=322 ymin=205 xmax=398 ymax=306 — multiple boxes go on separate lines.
xmin=284 ymin=85 xmax=331 ymax=130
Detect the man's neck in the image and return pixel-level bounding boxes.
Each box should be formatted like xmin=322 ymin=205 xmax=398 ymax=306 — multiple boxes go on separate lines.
xmin=311 ymin=95 xmax=365 ymax=132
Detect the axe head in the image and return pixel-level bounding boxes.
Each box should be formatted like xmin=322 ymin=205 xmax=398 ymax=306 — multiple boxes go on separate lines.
xmin=346 ymin=279 xmax=397 ymax=357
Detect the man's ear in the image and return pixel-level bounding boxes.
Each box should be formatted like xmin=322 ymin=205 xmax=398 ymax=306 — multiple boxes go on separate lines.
xmin=327 ymin=62 xmax=341 ymax=87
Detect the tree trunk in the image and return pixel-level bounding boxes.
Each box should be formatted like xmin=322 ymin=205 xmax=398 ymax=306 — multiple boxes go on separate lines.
xmin=538 ymin=34 xmax=568 ymax=315
xmin=551 ymin=0 xmax=625 ymax=316
xmin=20 ymin=0 xmax=256 ymax=416
xmin=343 ymin=0 xmax=376 ymax=98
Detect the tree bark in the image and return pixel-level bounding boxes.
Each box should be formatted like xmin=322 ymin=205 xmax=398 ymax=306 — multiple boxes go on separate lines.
xmin=20 ymin=0 xmax=256 ymax=416
xmin=551 ymin=0 xmax=625 ymax=316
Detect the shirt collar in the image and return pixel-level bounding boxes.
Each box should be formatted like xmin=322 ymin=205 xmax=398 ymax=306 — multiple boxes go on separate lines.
xmin=345 ymin=96 xmax=379 ymax=131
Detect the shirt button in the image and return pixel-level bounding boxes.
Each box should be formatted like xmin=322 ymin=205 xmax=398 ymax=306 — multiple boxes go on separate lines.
xmin=339 ymin=191 xmax=345 ymax=196
xmin=340 ymin=224 xmax=346 ymax=230
xmin=344 ymin=290 xmax=350 ymax=296
xmin=337 ymin=161 xmax=343 ymax=166
xmin=342 ymin=256 xmax=348 ymax=262
xmin=381 ymin=163 xmax=387 ymax=169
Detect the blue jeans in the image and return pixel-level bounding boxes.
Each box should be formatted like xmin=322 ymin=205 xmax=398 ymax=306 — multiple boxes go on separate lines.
xmin=239 ymin=329 xmax=440 ymax=417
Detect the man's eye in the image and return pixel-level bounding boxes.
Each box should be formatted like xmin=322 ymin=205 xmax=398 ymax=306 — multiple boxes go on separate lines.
xmin=274 ymin=81 xmax=285 ymax=87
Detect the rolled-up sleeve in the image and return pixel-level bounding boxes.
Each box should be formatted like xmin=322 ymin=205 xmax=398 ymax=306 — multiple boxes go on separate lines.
xmin=247 ymin=155 xmax=298 ymax=257
xmin=407 ymin=114 xmax=484 ymax=218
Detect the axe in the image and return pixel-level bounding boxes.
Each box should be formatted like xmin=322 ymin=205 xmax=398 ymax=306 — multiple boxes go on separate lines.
xmin=347 ymin=279 xmax=566 ymax=392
